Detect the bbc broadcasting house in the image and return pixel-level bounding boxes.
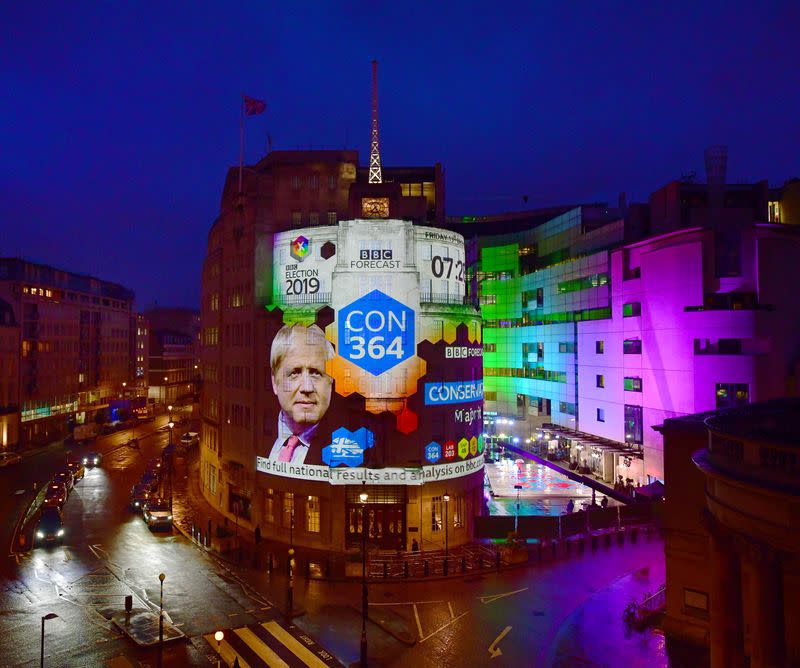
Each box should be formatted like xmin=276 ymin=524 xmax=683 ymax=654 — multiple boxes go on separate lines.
xmin=199 ymin=143 xmax=800 ymax=555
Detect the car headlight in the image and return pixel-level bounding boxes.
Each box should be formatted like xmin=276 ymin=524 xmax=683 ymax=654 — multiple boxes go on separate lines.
xmin=93 ymin=458 xmax=99 ymax=464
xmin=167 ymin=515 xmax=172 ymax=520
xmin=36 ymin=531 xmax=44 ymax=538
xmin=57 ymin=529 xmax=65 ymax=536
xmin=82 ymin=458 xmax=88 ymax=464
xmin=134 ymin=502 xmax=140 ymax=507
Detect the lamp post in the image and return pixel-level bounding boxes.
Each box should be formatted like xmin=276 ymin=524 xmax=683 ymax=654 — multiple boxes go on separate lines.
xmin=359 ymin=487 xmax=369 ymax=667
xmin=443 ymin=493 xmax=450 ymax=575
xmin=286 ymin=507 xmax=295 ymax=620
xmin=121 ymin=380 xmax=126 ymax=399
xmin=167 ymin=421 xmax=174 ymax=513
xmin=40 ymin=612 xmax=58 ymax=668
xmin=163 ymin=376 xmax=168 ymax=410
xmin=514 ymin=484 xmax=523 ymax=533
xmin=214 ymin=630 xmax=224 ymax=668
xmin=157 ymin=573 xmax=165 ymax=668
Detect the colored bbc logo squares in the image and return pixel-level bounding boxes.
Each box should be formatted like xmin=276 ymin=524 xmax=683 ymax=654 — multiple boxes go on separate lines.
xmin=443 ymin=440 xmax=456 ymax=459
xmin=359 ymin=249 xmax=393 ymax=260
xmin=458 ymin=438 xmax=469 ymax=459
xmin=469 ymin=437 xmax=478 ymax=456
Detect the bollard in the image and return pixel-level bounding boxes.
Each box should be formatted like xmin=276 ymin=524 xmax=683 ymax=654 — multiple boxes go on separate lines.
xmin=191 ymin=523 xmax=195 ymax=539
xmin=404 ymin=561 xmax=409 ymax=578
xmin=424 ymin=560 xmax=429 ymax=577
xmin=461 ymin=556 xmax=466 ymax=573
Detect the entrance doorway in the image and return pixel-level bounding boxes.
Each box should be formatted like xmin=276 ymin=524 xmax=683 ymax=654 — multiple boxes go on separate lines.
xmin=345 ymin=485 xmax=406 ymax=550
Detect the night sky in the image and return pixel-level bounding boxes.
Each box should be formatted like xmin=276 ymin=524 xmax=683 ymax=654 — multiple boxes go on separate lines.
xmin=2 ymin=2 xmax=798 ymax=308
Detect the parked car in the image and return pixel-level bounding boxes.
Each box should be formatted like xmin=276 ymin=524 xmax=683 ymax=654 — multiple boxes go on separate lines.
xmin=43 ymin=482 xmax=68 ymax=509
xmin=129 ymin=483 xmax=153 ymax=510
xmin=145 ymin=458 xmax=162 ymax=476
xmin=0 ymin=452 xmax=22 ymax=468
xmin=139 ymin=470 xmax=160 ymax=493
xmin=52 ymin=471 xmax=74 ymax=494
xmin=180 ymin=432 xmax=199 ymax=448
xmin=36 ymin=508 xmax=65 ymax=545
xmin=82 ymin=452 xmax=102 ymax=467
xmin=66 ymin=459 xmax=85 ymax=482
xmin=142 ymin=498 xmax=172 ymax=531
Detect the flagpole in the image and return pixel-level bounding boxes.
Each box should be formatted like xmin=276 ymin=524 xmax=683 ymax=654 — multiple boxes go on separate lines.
xmin=238 ymin=94 xmax=244 ymax=198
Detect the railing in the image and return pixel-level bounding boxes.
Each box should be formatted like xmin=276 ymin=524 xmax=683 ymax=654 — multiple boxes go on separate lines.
xmin=367 ymin=545 xmax=503 ymax=578
xmin=623 ymin=584 xmax=666 ymax=629
xmin=274 ymin=292 xmax=332 ymax=305
xmin=419 ymin=292 xmax=477 ymax=306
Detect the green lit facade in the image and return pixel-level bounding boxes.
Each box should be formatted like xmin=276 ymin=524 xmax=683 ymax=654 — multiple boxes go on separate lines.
xmin=476 ymin=207 xmax=624 ymax=432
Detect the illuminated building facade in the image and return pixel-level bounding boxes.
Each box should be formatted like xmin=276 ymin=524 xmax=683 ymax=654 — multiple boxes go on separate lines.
xmin=0 ymin=258 xmax=135 ymax=446
xmin=466 ymin=177 xmax=800 ymax=484
xmin=0 ymin=297 xmax=19 ymax=451
xmin=145 ymin=307 xmax=200 ymax=406
xmin=199 ymin=150 xmax=467 ymax=554
xmin=129 ymin=312 xmax=149 ymax=398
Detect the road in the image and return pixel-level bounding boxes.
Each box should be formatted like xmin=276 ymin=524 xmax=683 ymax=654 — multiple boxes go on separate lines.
xmin=0 ymin=414 xmax=683 ymax=667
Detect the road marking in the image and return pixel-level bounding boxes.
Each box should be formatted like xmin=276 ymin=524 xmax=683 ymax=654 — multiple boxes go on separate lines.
xmin=447 ymin=601 xmax=455 ymax=619
xmin=413 ymin=604 xmax=424 ymax=639
xmin=262 ymin=621 xmax=330 ymax=668
xmin=369 ymin=600 xmax=446 ymax=606
xmin=235 ymin=627 xmax=289 ymax=668
xmin=88 ymin=544 xmax=109 ymax=560
xmin=14 ymin=489 xmax=25 ymax=495
xmin=418 ymin=611 xmax=469 ymax=644
xmin=479 ymin=587 xmax=528 ymax=605
xmin=488 ymin=625 xmax=512 ymax=659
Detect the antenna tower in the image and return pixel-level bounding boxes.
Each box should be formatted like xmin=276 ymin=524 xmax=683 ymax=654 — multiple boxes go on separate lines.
xmin=369 ymin=60 xmax=383 ymax=184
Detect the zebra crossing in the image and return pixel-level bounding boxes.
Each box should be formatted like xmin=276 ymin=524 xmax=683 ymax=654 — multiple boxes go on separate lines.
xmin=204 ymin=620 xmax=343 ymax=668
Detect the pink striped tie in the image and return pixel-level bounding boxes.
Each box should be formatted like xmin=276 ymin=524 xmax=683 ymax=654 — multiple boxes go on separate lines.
xmin=278 ymin=435 xmax=301 ymax=462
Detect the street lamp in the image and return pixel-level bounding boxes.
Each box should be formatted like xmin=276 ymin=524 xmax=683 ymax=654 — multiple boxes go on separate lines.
xmin=163 ymin=376 xmax=168 ymax=409
xmin=514 ymin=483 xmax=523 ymax=533
xmin=443 ymin=493 xmax=450 ymax=575
xmin=167 ymin=421 xmax=174 ymax=512
xmin=359 ymin=487 xmax=369 ymax=668
xmin=40 ymin=612 xmax=58 ymax=668
xmin=286 ymin=507 xmax=295 ymax=620
xmin=214 ymin=630 xmax=224 ymax=668
xmin=158 ymin=573 xmax=166 ymax=668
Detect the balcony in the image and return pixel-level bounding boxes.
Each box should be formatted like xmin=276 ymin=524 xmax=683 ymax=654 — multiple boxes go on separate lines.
xmin=420 ymin=292 xmax=477 ymax=306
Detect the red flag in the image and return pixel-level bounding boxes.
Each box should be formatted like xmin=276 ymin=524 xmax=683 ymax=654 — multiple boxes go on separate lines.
xmin=243 ymin=95 xmax=266 ymax=116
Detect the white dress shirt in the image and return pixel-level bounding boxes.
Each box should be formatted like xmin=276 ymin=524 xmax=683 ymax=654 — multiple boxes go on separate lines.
xmin=268 ymin=411 xmax=318 ymax=464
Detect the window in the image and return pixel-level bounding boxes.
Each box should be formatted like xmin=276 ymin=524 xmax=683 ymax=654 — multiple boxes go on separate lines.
xmin=453 ymin=496 xmax=464 ymax=529
xmin=623 ymin=339 xmax=642 ymax=354
xmin=683 ymin=589 xmax=709 ymax=618
xmin=291 ymin=175 xmax=301 ymax=190
xmin=597 ymin=408 xmax=605 ymax=422
xmin=716 ymin=383 xmax=749 ymax=409
xmin=208 ymin=464 xmax=217 ymax=494
xmin=265 ymin=489 xmax=275 ymax=523
xmin=309 ymin=174 xmax=319 ymax=190
xmin=309 ymin=212 xmax=319 ymax=226
xmin=623 ymin=302 xmax=641 ymax=317
xmin=596 ymin=375 xmax=605 ymax=388
xmin=327 ymin=211 xmax=337 ymax=225
xmin=291 ymin=211 xmax=302 ymax=226
xmin=282 ymin=492 xmax=295 ymax=528
xmin=328 ymin=174 xmax=337 ymax=190
xmin=306 ymin=496 xmax=320 ymax=533
xmin=596 ymin=340 xmax=604 ymax=354
xmin=559 ymin=401 xmax=577 ymax=415
xmin=558 ymin=342 xmax=575 ymax=353
xmin=431 ymin=496 xmax=443 ymax=532
xmin=624 ymin=377 xmax=642 ymax=392
xmin=483 ymin=343 xmax=496 ymax=352
xmin=624 ymin=405 xmax=643 ymax=445
xmin=768 ymin=201 xmax=782 ymax=223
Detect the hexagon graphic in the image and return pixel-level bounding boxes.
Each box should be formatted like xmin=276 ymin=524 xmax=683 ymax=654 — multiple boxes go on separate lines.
xmin=396 ymin=407 xmax=418 ymax=435
xmin=290 ymin=235 xmax=310 ymax=262
xmin=469 ymin=436 xmax=478 ymax=456
xmin=425 ymin=441 xmax=441 ymax=464
xmin=478 ymin=436 xmax=484 ymax=454
xmin=322 ymin=427 xmax=375 ymax=468
xmin=458 ymin=438 xmax=469 ymax=459
xmin=320 ymin=240 xmax=336 ymax=260
xmin=338 ymin=290 xmax=415 ymax=376
xmin=443 ymin=440 xmax=456 ymax=460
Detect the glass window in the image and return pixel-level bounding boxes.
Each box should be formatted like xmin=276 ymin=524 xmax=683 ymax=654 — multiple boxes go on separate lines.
xmin=265 ymin=489 xmax=274 ymax=523
xmin=597 ymin=408 xmax=605 ymax=422
xmin=623 ymin=339 xmax=642 ymax=354
xmin=431 ymin=496 xmax=443 ymax=532
xmin=291 ymin=175 xmax=302 ymax=190
xmin=309 ymin=174 xmax=319 ymax=190
xmin=596 ymin=375 xmax=605 ymax=388
xmin=309 ymin=212 xmax=319 ymax=226
xmin=453 ymin=496 xmax=464 ymax=528
xmin=327 ymin=211 xmax=337 ymax=225
xmin=716 ymin=383 xmax=749 ymax=409
xmin=624 ymin=377 xmax=642 ymax=392
xmin=624 ymin=405 xmax=643 ymax=445
xmin=282 ymin=492 xmax=294 ymax=528
xmin=623 ymin=302 xmax=641 ymax=317
xmin=596 ymin=340 xmax=604 ymax=354
xmin=328 ymin=174 xmax=337 ymax=190
xmin=306 ymin=496 xmax=320 ymax=533
xmin=291 ymin=211 xmax=301 ymax=225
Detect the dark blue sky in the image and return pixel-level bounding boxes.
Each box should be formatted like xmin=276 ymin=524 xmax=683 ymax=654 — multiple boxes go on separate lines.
xmin=2 ymin=2 xmax=798 ymax=308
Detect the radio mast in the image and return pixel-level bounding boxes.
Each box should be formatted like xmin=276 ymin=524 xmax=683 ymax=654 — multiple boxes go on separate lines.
xmin=368 ymin=60 xmax=383 ymax=184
